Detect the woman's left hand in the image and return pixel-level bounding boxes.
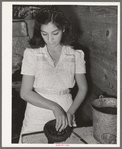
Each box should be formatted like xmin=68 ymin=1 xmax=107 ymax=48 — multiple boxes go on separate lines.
xmin=67 ymin=112 xmax=74 ymax=127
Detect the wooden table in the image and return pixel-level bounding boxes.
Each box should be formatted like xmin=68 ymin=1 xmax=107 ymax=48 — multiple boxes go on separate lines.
xmin=22 ymin=126 xmax=99 ymax=144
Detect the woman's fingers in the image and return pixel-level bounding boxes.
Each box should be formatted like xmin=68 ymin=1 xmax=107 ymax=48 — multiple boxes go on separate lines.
xmin=56 ymin=117 xmax=61 ymax=131
xmin=67 ymin=113 xmax=73 ymax=127
xmin=59 ymin=117 xmax=68 ymax=132
xmin=67 ymin=116 xmax=71 ymax=127
xmin=56 ymin=116 xmax=68 ymax=132
xmin=53 ymin=104 xmax=68 ymax=131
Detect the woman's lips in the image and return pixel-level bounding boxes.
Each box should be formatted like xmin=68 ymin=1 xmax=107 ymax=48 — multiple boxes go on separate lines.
xmin=48 ymin=43 xmax=55 ymax=45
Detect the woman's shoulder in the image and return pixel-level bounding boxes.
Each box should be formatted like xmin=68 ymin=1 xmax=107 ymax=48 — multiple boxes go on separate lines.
xmin=24 ymin=47 xmax=45 ymax=55
xmin=64 ymin=45 xmax=84 ymax=55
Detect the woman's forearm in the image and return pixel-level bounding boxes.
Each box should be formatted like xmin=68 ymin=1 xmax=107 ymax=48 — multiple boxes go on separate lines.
xmin=20 ymin=89 xmax=59 ymax=111
xmin=67 ymin=88 xmax=88 ymax=115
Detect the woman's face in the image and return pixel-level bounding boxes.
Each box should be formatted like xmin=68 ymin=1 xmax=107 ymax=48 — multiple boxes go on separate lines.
xmin=40 ymin=22 xmax=63 ymax=48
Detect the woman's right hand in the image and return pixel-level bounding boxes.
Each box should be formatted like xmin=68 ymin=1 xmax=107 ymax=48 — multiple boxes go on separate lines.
xmin=53 ymin=105 xmax=68 ymax=132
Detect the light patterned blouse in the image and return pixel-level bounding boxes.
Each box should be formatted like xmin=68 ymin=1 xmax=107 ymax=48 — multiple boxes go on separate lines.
xmin=21 ymin=45 xmax=86 ymax=91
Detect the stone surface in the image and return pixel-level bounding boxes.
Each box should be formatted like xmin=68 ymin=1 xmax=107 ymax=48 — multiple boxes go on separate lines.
xmin=13 ymin=21 xmax=28 ymax=37
xmin=22 ymin=127 xmax=99 ymax=144
xmin=12 ymin=36 xmax=30 ymax=74
xmin=72 ymin=6 xmax=117 ymax=24
xmin=73 ymin=6 xmax=117 ymax=97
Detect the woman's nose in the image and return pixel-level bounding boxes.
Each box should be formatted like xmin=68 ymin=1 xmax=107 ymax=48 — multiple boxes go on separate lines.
xmin=48 ymin=35 xmax=53 ymax=42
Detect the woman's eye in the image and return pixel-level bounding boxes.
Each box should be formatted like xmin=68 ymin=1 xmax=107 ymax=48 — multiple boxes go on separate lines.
xmin=53 ymin=32 xmax=59 ymax=35
xmin=42 ymin=33 xmax=47 ymax=36
xmin=41 ymin=32 xmax=47 ymax=36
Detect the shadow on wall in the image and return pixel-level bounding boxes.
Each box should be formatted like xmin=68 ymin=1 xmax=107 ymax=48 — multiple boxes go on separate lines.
xmin=57 ymin=5 xmax=83 ymax=43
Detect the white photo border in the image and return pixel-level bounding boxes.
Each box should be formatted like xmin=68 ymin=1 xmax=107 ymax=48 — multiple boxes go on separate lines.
xmin=2 ymin=1 xmax=120 ymax=147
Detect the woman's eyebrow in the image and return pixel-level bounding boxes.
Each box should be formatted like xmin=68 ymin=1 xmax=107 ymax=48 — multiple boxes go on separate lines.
xmin=41 ymin=29 xmax=59 ymax=33
xmin=40 ymin=30 xmax=47 ymax=33
xmin=52 ymin=29 xmax=59 ymax=32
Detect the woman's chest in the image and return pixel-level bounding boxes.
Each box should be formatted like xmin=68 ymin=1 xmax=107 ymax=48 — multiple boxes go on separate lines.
xmin=35 ymin=53 xmax=75 ymax=74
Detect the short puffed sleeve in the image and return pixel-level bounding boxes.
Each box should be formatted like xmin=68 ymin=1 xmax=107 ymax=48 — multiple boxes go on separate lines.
xmin=75 ymin=50 xmax=86 ymax=74
xmin=21 ymin=48 xmax=36 ymax=76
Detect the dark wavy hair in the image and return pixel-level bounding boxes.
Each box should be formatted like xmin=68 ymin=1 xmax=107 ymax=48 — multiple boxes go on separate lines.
xmin=29 ymin=6 xmax=76 ymax=48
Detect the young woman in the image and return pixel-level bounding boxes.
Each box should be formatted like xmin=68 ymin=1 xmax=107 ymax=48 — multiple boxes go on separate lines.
xmin=19 ymin=6 xmax=88 ymax=143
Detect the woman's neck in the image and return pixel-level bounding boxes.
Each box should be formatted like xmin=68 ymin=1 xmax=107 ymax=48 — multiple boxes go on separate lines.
xmin=47 ymin=44 xmax=63 ymax=52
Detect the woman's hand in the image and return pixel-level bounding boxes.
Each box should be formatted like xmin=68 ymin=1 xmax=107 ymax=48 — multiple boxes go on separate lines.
xmin=67 ymin=112 xmax=74 ymax=127
xmin=53 ymin=105 xmax=68 ymax=132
